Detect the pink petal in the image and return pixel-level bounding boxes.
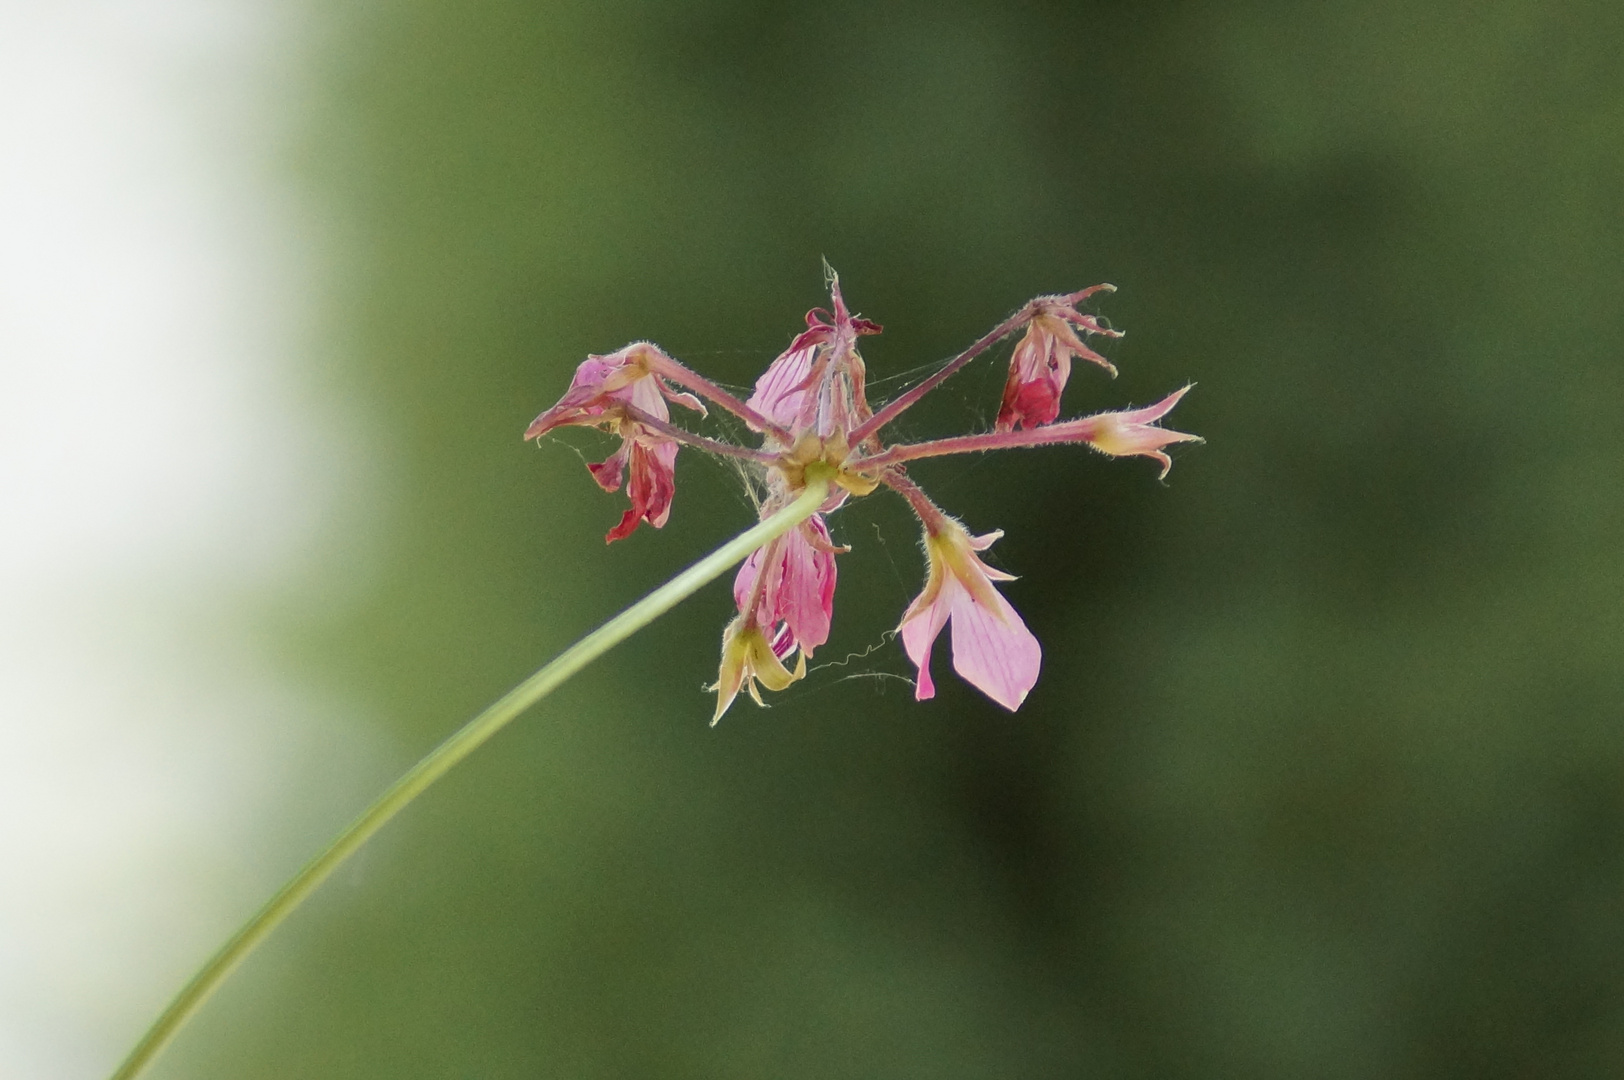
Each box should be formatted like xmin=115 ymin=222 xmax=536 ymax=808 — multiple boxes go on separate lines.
xmin=746 ymin=343 xmax=816 ymax=430
xmin=898 ymin=591 xmax=951 ymax=702
xmin=731 ymin=517 xmax=838 ymax=655
xmin=585 ymin=443 xmax=628 ymax=493
xmin=524 ymin=353 xmax=655 ymax=439
xmin=604 ymin=438 xmax=677 ymax=543
xmin=603 ymin=507 xmax=642 ymax=544
xmin=624 ymin=369 xmax=671 ymax=422
xmin=634 ymin=440 xmax=678 ymax=528
xmin=780 ymin=520 xmax=835 ymax=652
xmin=733 ymin=546 xmax=764 ymax=616
xmin=655 ymin=377 xmax=707 ymax=416
xmin=998 ymin=377 xmax=1062 ymax=430
xmin=967 ymin=529 xmax=1004 ymax=551
xmin=944 ymin=575 xmax=1041 ymax=711
xmin=997 ymin=325 xmax=1064 ymax=430
xmin=898 ymin=524 xmax=1040 ymax=709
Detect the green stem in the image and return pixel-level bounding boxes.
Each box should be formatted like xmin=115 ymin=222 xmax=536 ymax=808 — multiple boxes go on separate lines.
xmin=109 ymin=475 xmax=833 ymax=1080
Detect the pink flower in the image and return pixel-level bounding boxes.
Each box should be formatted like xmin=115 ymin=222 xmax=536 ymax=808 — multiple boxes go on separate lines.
xmin=1078 ymin=384 xmax=1201 ymax=479
xmin=746 ymin=275 xmax=881 ymax=441
xmin=524 ymin=343 xmax=705 ymax=543
xmin=996 ymin=285 xmax=1122 ymax=431
xmin=733 ymin=514 xmax=840 ymax=658
xmin=897 ymin=519 xmax=1041 ymax=711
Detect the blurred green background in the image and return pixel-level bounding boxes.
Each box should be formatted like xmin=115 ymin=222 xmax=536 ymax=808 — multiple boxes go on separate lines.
xmin=169 ymin=1 xmax=1624 ymax=1076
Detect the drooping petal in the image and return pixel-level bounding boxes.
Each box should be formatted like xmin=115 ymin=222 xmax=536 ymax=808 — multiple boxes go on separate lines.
xmin=943 ymin=574 xmax=1041 ymax=711
xmin=524 ymin=343 xmax=706 ymax=440
xmin=603 ymin=438 xmax=677 ymax=543
xmin=584 ymin=442 xmax=629 ymax=493
xmin=898 ymin=575 xmax=951 ymax=702
xmin=657 ymin=380 xmax=707 ymax=416
xmin=733 ymin=545 xmax=765 ymax=616
xmin=525 ymin=344 xmax=707 ymax=542
xmin=524 ymin=355 xmax=627 ymax=439
xmin=780 ymin=517 xmax=837 ymax=652
xmin=732 ymin=515 xmax=839 ymax=656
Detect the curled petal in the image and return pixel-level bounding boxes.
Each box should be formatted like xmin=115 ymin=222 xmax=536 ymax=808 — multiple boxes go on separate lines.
xmin=603 ymin=438 xmax=677 ymax=543
xmin=997 ymin=325 xmax=1066 ymax=430
xmin=585 ymin=442 xmax=629 ymax=493
xmin=745 ymin=270 xmax=882 ymax=439
xmin=898 ymin=569 xmax=951 ymax=701
xmin=898 ymin=521 xmax=1041 ymax=710
xmin=659 ymin=382 xmax=707 ymax=416
xmin=524 ymin=356 xmax=627 ymax=439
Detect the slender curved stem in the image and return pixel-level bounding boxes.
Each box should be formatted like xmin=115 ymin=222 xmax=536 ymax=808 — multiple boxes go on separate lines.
xmin=109 ymin=475 xmax=832 ymax=1080
xmin=619 ymin=405 xmax=782 ymax=465
xmin=647 ymin=355 xmax=794 ymax=444
xmin=846 ymin=303 xmax=1034 ymax=445
xmin=854 ymin=417 xmax=1105 ymax=470
xmin=847 ymin=284 xmax=1118 ymax=446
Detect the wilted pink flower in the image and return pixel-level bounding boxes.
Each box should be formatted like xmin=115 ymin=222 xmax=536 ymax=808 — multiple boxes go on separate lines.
xmin=525 ymin=272 xmax=1199 ymax=719
xmin=897 ymin=518 xmax=1041 ymax=711
xmin=524 ymin=343 xmax=705 ymax=542
xmin=733 ymin=514 xmax=841 ymax=659
xmin=996 ymin=285 xmax=1122 ymax=431
xmin=746 ymin=276 xmax=881 ymax=442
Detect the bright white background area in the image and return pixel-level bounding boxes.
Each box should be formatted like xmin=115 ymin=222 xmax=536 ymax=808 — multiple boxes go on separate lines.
xmin=0 ymin=3 xmax=375 ymax=1076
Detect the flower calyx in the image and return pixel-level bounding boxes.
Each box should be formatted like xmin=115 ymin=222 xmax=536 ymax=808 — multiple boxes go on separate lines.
xmin=775 ymin=434 xmax=880 ymax=498
xmin=710 ymin=615 xmax=807 ymax=725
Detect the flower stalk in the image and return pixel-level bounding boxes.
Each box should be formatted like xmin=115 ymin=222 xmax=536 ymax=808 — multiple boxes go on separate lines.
xmin=114 ymin=267 xmax=1200 ymax=1078
xmin=846 ymin=302 xmax=1037 ymax=445
xmin=853 ymin=384 xmax=1200 ymax=471
xmin=107 ymin=474 xmax=833 ymax=1080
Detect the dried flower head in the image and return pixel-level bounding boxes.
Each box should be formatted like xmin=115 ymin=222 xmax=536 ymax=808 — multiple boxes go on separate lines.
xmin=526 ymin=271 xmax=1199 ymax=719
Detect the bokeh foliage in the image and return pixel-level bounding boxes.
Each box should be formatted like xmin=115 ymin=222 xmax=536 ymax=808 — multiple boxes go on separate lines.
xmin=174 ymin=0 xmax=1624 ymax=1076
